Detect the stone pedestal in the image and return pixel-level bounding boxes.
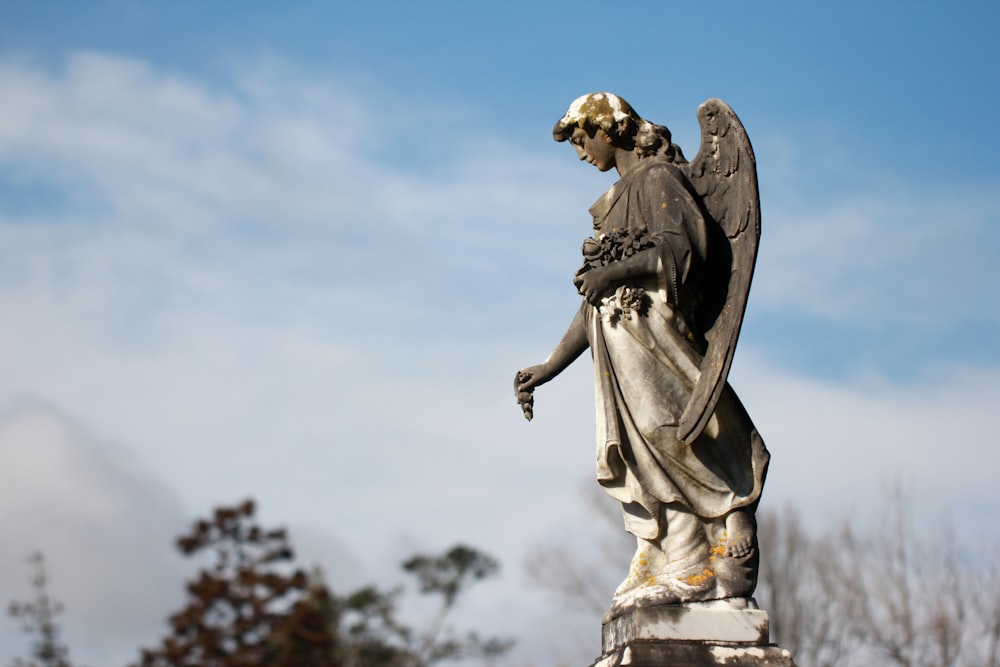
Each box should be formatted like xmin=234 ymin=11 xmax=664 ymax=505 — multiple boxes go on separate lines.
xmin=590 ymin=599 xmax=797 ymax=667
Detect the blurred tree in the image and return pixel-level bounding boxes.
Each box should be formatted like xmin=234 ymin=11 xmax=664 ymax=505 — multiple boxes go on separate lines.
xmin=133 ymin=499 xmax=338 ymax=667
xmin=337 ymin=546 xmax=513 ymax=667
xmin=755 ymin=506 xmax=861 ymax=667
xmin=134 ymin=500 xmax=511 ymax=667
xmin=739 ymin=492 xmax=1000 ymax=667
xmin=269 ymin=578 xmax=342 ymax=667
xmin=828 ymin=490 xmax=974 ymax=667
xmin=972 ymin=554 xmax=1000 ymax=667
xmin=6 ymin=552 xmax=79 ymax=667
xmin=401 ymin=545 xmax=512 ymax=666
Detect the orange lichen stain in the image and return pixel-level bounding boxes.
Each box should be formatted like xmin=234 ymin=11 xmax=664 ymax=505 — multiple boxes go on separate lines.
xmin=627 ymin=551 xmax=652 ymax=585
xmin=709 ymin=541 xmax=727 ymax=557
xmin=681 ymin=566 xmax=716 ymax=587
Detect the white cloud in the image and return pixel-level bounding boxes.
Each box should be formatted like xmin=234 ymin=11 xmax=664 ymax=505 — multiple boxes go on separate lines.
xmin=731 ymin=353 xmax=1000 ymax=542
xmin=0 ymin=403 xmax=187 ymax=665
xmin=755 ymin=182 xmax=1000 ymax=328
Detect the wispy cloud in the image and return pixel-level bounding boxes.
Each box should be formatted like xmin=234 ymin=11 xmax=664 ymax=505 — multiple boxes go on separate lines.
xmin=756 ymin=188 xmax=999 ymax=326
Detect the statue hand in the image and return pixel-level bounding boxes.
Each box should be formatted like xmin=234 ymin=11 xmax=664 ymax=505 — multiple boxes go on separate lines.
xmin=574 ymin=265 xmax=614 ymax=305
xmin=514 ymin=363 xmax=554 ymax=421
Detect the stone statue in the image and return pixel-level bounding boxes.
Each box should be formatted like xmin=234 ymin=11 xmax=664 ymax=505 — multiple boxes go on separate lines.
xmin=515 ymin=93 xmax=770 ymax=619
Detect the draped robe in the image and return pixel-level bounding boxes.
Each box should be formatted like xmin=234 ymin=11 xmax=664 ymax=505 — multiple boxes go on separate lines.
xmin=585 ymin=158 xmax=769 ymax=541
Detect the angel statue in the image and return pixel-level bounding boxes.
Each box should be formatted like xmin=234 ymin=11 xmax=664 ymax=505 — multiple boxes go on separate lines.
xmin=515 ymin=93 xmax=769 ymax=617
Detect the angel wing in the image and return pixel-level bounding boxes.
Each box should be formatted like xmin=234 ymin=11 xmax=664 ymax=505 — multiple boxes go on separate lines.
xmin=677 ymin=98 xmax=761 ymax=445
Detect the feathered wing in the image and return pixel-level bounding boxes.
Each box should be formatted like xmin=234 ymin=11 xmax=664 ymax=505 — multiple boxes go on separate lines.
xmin=677 ymin=98 xmax=761 ymax=445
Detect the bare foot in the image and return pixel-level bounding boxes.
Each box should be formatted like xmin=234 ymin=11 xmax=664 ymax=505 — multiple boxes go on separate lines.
xmin=724 ymin=510 xmax=754 ymax=558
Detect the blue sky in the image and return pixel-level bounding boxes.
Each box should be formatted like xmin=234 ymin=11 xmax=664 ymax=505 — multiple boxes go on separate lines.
xmin=1 ymin=2 xmax=998 ymax=665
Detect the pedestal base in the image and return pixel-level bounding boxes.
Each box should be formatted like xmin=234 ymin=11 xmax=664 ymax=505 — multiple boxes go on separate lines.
xmin=590 ymin=599 xmax=797 ymax=667
xmin=592 ymin=642 xmax=797 ymax=667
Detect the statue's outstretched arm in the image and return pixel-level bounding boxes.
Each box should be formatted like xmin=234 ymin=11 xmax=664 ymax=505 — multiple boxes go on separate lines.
xmin=514 ymin=308 xmax=589 ymax=420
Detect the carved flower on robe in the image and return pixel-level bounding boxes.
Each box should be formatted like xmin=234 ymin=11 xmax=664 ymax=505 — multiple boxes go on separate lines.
xmin=582 ymin=229 xmax=654 ymax=324
xmin=600 ymin=285 xmax=649 ymax=324
xmin=579 ymin=228 xmax=655 ymax=271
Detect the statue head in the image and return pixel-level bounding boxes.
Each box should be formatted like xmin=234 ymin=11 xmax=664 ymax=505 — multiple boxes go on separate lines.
xmin=553 ymin=93 xmax=680 ymax=161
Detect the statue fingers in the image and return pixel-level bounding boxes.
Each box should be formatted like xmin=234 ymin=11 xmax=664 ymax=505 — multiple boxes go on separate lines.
xmin=514 ymin=369 xmax=533 ymax=391
xmin=516 ymin=386 xmax=535 ymax=421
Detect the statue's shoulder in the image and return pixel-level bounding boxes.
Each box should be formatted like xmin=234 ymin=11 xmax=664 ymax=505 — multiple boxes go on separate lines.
xmin=629 ymin=159 xmax=699 ymax=205
xmin=630 ymin=158 xmax=690 ymax=189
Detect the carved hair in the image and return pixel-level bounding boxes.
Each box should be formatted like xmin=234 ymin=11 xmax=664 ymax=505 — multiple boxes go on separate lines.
xmin=552 ymin=92 xmax=684 ymax=162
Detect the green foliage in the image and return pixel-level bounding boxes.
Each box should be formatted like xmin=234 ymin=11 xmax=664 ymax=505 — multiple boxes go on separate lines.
xmin=338 ymin=545 xmax=512 ymax=667
xmin=403 ymin=546 xmax=500 ymax=607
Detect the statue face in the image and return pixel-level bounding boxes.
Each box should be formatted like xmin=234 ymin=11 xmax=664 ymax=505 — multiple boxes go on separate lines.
xmin=570 ymin=126 xmax=616 ymax=172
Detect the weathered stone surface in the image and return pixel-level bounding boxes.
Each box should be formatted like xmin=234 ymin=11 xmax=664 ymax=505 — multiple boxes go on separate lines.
xmin=514 ymin=94 xmax=768 ymax=608
xmin=603 ymin=600 xmax=769 ymax=652
xmin=591 ymin=641 xmax=797 ymax=667
xmin=514 ymin=94 xmax=798 ymax=667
